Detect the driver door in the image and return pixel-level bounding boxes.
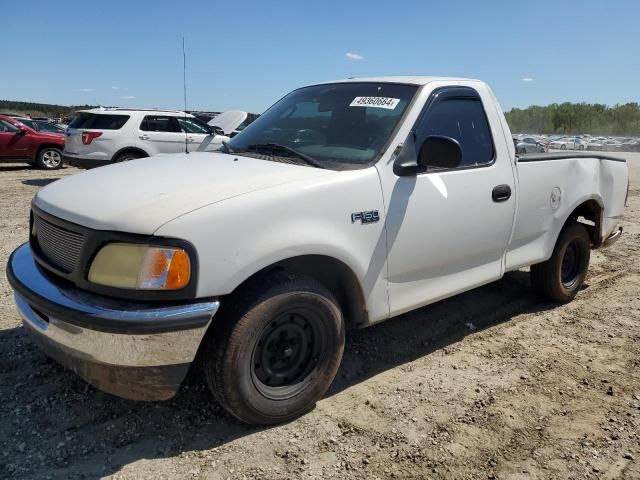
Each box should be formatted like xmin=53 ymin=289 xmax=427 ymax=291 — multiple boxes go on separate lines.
xmin=381 ymin=86 xmax=516 ymax=316
xmin=0 ymin=119 xmax=31 ymax=158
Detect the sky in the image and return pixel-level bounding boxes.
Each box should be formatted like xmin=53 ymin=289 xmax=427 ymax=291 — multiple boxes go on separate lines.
xmin=1 ymin=0 xmax=639 ymax=113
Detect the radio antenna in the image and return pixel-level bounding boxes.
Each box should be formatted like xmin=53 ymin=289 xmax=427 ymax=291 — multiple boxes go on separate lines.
xmin=182 ymin=36 xmax=188 ymax=154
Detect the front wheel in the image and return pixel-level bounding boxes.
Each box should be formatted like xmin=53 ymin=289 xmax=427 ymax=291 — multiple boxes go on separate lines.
xmin=530 ymin=221 xmax=591 ymax=303
xmin=37 ymin=147 xmax=62 ymax=170
xmin=204 ymin=274 xmax=345 ymax=425
xmin=560 ymin=144 xmax=567 ymax=150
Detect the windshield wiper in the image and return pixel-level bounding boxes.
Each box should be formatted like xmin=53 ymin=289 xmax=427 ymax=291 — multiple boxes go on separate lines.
xmin=246 ymin=143 xmax=325 ymax=169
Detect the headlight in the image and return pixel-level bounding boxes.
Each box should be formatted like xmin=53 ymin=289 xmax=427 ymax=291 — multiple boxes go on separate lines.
xmin=88 ymin=243 xmax=191 ymax=290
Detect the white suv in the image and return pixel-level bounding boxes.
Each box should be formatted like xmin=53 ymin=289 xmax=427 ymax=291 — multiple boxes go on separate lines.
xmin=63 ymin=108 xmax=230 ymax=168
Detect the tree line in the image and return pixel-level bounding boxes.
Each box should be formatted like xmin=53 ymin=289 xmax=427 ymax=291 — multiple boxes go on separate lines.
xmin=505 ymin=102 xmax=640 ymax=136
xmin=3 ymin=99 xmax=640 ymax=137
xmin=0 ymin=100 xmax=98 ymax=118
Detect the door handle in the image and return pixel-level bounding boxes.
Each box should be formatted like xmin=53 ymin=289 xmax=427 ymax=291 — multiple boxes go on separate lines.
xmin=492 ymin=184 xmax=511 ymax=202
xmin=139 ymin=134 xmax=149 ymax=140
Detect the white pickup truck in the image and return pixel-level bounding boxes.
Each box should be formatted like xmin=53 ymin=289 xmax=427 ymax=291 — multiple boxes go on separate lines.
xmin=7 ymin=77 xmax=629 ymax=425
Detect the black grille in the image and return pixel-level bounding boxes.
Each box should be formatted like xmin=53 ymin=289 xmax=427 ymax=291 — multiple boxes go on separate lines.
xmin=32 ymin=214 xmax=85 ymax=273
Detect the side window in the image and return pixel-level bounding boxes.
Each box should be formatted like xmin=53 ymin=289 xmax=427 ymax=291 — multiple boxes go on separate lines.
xmin=415 ymin=94 xmax=495 ymax=167
xmin=0 ymin=119 xmax=20 ymax=133
xmin=140 ymin=116 xmax=181 ymax=133
xmin=68 ymin=114 xmax=129 ymax=129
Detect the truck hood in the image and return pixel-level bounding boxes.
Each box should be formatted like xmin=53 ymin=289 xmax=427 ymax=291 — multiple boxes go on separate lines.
xmin=34 ymin=152 xmax=333 ymax=234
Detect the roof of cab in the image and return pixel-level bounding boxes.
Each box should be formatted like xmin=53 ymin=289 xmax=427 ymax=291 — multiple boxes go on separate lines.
xmin=318 ymin=76 xmax=483 ymax=86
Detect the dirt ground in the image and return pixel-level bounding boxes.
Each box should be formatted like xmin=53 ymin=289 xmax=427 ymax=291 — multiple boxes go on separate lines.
xmin=0 ymin=154 xmax=638 ymax=480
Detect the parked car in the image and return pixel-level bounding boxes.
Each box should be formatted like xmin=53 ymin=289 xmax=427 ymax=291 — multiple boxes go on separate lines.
xmin=62 ymin=108 xmax=241 ymax=168
xmin=208 ymin=110 xmax=248 ymax=138
xmin=621 ymin=138 xmax=640 ymax=152
xmin=548 ymin=137 xmax=587 ymax=150
xmin=7 ymin=77 xmax=628 ymax=425
xmin=16 ymin=118 xmax=66 ymax=134
xmin=515 ymin=136 xmax=546 ymax=154
xmin=0 ymin=114 xmax=65 ymax=169
xmin=587 ymin=138 xmax=605 ymax=151
xmin=601 ymin=140 xmax=623 ymax=151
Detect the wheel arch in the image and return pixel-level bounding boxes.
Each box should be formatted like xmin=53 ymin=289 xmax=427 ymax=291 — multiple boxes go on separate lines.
xmin=35 ymin=143 xmax=63 ymax=160
xmin=111 ymin=146 xmax=149 ymax=162
xmin=564 ymin=196 xmax=604 ymax=247
xmin=223 ymin=254 xmax=369 ymax=332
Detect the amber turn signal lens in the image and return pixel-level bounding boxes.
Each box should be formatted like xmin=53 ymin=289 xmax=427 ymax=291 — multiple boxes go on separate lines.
xmin=166 ymin=249 xmax=190 ymax=290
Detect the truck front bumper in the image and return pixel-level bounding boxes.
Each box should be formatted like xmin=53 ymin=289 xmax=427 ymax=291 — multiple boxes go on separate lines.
xmin=7 ymin=243 xmax=219 ymax=401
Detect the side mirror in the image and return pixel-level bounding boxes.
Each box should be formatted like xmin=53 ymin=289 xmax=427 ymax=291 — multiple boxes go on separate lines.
xmin=16 ymin=126 xmax=27 ymax=135
xmin=417 ymin=135 xmax=462 ymax=170
xmin=208 ymin=126 xmax=225 ymax=136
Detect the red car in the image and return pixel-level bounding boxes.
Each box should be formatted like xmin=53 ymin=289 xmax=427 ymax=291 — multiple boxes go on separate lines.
xmin=0 ymin=114 xmax=65 ymax=169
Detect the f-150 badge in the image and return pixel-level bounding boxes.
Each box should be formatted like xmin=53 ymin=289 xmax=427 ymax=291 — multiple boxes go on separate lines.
xmin=351 ymin=211 xmax=380 ymax=224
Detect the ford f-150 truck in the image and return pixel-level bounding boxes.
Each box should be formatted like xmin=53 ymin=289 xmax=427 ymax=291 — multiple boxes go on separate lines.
xmin=7 ymin=77 xmax=629 ymax=425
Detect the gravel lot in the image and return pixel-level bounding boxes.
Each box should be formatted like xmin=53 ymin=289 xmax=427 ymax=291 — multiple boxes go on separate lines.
xmin=1 ymin=154 xmax=639 ymax=480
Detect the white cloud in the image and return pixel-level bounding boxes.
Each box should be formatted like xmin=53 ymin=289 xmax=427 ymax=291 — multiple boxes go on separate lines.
xmin=522 ymin=77 xmax=534 ymax=82
xmin=120 ymin=95 xmax=136 ymax=99
xmin=79 ymin=88 xmax=94 ymax=92
xmin=346 ymin=52 xmax=364 ymax=61
xmin=111 ymin=86 xmax=120 ymax=90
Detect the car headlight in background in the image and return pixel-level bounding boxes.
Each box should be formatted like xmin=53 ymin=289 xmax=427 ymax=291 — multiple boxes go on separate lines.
xmin=88 ymin=243 xmax=191 ymax=290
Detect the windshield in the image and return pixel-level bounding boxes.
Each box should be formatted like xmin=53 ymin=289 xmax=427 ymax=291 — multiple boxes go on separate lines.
xmin=37 ymin=122 xmax=64 ymax=133
xmin=227 ymin=82 xmax=418 ymax=169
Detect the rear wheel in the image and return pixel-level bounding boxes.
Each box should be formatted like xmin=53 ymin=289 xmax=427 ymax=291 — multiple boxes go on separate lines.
xmin=36 ymin=147 xmax=62 ymax=170
xmin=204 ymin=274 xmax=345 ymax=425
xmin=113 ymin=151 xmax=144 ymax=163
xmin=530 ymin=221 xmax=591 ymax=302
xmin=560 ymin=144 xmax=566 ymax=150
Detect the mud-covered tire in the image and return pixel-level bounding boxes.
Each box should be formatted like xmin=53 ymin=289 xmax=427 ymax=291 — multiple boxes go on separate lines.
xmin=203 ymin=273 xmax=345 ymax=425
xmin=531 ymin=221 xmax=591 ymax=303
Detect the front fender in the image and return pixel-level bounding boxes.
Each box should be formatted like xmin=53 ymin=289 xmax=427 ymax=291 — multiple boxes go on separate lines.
xmin=154 ymin=167 xmax=391 ymax=323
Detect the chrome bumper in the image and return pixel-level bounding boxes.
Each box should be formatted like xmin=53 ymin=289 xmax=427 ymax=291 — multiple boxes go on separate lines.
xmin=7 ymin=243 xmax=219 ymax=400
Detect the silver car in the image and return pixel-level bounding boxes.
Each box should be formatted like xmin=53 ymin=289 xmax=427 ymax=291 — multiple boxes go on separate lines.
xmin=515 ymin=136 xmax=546 ymax=154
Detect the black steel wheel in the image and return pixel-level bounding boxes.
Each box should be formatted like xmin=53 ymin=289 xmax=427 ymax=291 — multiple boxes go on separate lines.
xmin=561 ymin=241 xmax=582 ymax=289
xmin=203 ymin=273 xmax=344 ymax=425
xmin=252 ymin=309 xmax=325 ymax=399
xmin=531 ymin=221 xmax=591 ymax=303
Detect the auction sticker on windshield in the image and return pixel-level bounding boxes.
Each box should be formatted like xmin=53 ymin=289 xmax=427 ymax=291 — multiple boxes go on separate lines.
xmin=350 ymin=97 xmax=400 ymax=110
